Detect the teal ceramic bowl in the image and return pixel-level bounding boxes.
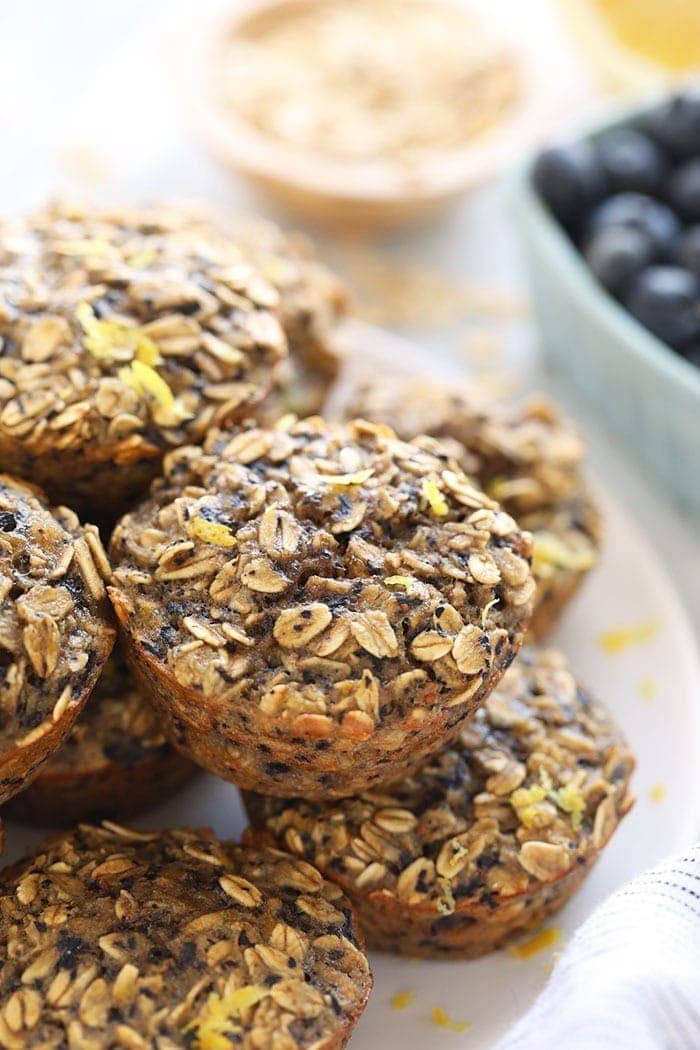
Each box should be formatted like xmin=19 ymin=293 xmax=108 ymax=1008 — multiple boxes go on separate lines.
xmin=510 ymin=141 xmax=700 ymax=522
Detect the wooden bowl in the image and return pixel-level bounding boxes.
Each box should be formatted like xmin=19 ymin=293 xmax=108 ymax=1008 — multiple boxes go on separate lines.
xmin=186 ymin=0 xmax=575 ymax=232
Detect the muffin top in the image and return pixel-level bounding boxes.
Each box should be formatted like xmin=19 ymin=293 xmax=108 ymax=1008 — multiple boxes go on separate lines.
xmin=344 ymin=378 xmax=586 ymax=515
xmin=109 ymin=417 xmax=534 ymax=739
xmin=0 ymin=475 xmax=114 ymax=756
xmin=32 ymin=651 xmax=174 ymax=774
xmin=246 ymin=649 xmax=634 ymax=910
xmin=0 ymin=202 xmax=287 ymax=461
xmin=0 ymin=824 xmax=371 ymax=1048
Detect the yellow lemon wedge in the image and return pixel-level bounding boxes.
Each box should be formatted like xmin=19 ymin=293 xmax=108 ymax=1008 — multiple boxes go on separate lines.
xmin=562 ymin=0 xmax=700 ymax=91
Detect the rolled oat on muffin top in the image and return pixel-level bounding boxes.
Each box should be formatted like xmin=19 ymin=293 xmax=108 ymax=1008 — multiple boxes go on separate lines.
xmin=108 ymin=416 xmax=535 ymax=799
xmin=0 ymin=202 xmax=287 ymax=519
xmin=0 ymin=474 xmax=114 ymax=805
xmin=0 ymin=823 xmax=372 ymax=1048
xmin=244 ymin=648 xmax=635 ymax=958
xmin=6 ymin=648 xmax=195 ymax=826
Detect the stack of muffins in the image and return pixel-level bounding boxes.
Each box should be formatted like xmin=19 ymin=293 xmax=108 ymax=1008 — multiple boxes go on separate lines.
xmin=0 ymin=202 xmax=634 ymax=1047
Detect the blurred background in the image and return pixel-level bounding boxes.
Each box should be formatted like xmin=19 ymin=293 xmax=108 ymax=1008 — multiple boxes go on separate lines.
xmin=0 ymin=0 xmax=698 ymax=628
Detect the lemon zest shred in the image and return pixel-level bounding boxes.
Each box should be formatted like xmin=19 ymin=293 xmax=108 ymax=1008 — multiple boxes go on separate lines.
xmin=512 ymin=770 xmax=584 ymax=830
xmin=510 ymin=783 xmax=548 ymax=810
xmin=421 ymin=477 xmax=448 ymax=516
xmin=384 ymin=575 xmax=415 ymax=589
xmin=430 ymin=1006 xmax=470 ymax=1033
xmin=77 ymin=300 xmax=161 ymax=365
xmin=551 ymin=782 xmax=586 ymax=830
xmin=127 ymin=247 xmax=157 ymax=269
xmin=188 ymin=517 xmax=237 ymax=548
xmin=597 ymin=619 xmax=659 ymax=655
xmin=650 ymin=783 xmax=666 ymax=804
xmin=390 ymin=991 xmax=415 ymax=1011
xmin=532 ymin=533 xmax=597 ymax=577
xmin=185 ymin=986 xmax=269 ymax=1049
xmin=509 ymin=926 xmax=561 ymax=960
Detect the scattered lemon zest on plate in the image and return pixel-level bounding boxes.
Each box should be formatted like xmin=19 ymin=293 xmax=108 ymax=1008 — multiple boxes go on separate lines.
xmin=509 ymin=926 xmax=562 ymax=960
xmin=650 ymin=783 xmax=667 ymax=804
xmin=597 ymin=619 xmax=659 ymax=655
xmin=188 ymin=517 xmax=237 ymax=548
xmin=185 ymin=986 xmax=269 ymax=1049
xmin=430 ymin=1006 xmax=471 ymax=1033
xmin=391 ymin=991 xmax=415 ymax=1011
xmin=421 ymin=477 xmax=448 ymax=516
xmin=639 ymin=676 xmax=657 ymax=701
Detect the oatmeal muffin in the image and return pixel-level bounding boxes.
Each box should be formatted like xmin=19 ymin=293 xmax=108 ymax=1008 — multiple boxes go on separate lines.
xmin=0 ymin=823 xmax=372 ymax=1048
xmin=0 ymin=202 xmax=287 ymax=519
xmin=0 ymin=475 xmax=114 ymax=805
xmin=109 ymin=416 xmax=535 ymax=799
xmin=244 ymin=648 xmax=635 ymax=958
xmin=6 ymin=650 xmax=195 ymax=826
xmin=343 ymin=379 xmax=601 ymax=640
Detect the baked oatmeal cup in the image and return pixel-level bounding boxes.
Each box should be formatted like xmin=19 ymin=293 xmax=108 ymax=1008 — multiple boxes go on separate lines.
xmin=0 ymin=202 xmax=287 ymax=520
xmin=344 ymin=378 xmax=600 ymax=640
xmin=0 ymin=474 xmax=114 ymax=805
xmin=6 ymin=649 xmax=195 ymax=826
xmin=0 ymin=823 xmax=372 ymax=1048
xmin=109 ymin=417 xmax=535 ymax=799
xmin=244 ymin=647 xmax=635 ymax=958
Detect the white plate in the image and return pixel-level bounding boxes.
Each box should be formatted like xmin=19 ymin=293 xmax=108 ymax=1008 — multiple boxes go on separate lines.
xmin=4 ymin=323 xmax=700 ymax=1049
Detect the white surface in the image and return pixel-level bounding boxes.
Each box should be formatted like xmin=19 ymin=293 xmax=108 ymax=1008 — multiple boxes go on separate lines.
xmin=5 ymin=323 xmax=700 ymax=1047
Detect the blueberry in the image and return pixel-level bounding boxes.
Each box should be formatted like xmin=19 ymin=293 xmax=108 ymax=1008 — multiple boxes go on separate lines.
xmin=586 ymin=192 xmax=681 ymax=259
xmin=584 ymin=226 xmax=654 ymax=297
xmin=638 ymin=90 xmax=700 ymax=159
xmin=677 ymin=224 xmax=700 ymax=276
xmin=596 ymin=128 xmax=667 ymax=194
xmin=625 ymin=265 xmax=700 ymax=348
xmin=680 ymin=343 xmax=700 ymax=368
xmin=668 ymin=158 xmax=700 ymax=222
xmin=532 ymin=142 xmax=605 ymax=226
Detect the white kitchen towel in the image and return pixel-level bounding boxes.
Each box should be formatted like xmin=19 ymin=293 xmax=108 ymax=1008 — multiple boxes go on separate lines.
xmin=498 ymin=845 xmax=700 ymax=1050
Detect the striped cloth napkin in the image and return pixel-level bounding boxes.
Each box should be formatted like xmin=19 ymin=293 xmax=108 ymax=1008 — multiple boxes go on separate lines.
xmin=498 ymin=845 xmax=700 ymax=1049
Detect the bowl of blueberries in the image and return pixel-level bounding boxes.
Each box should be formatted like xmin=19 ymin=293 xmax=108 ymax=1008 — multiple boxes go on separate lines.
xmin=512 ymin=87 xmax=700 ymax=521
